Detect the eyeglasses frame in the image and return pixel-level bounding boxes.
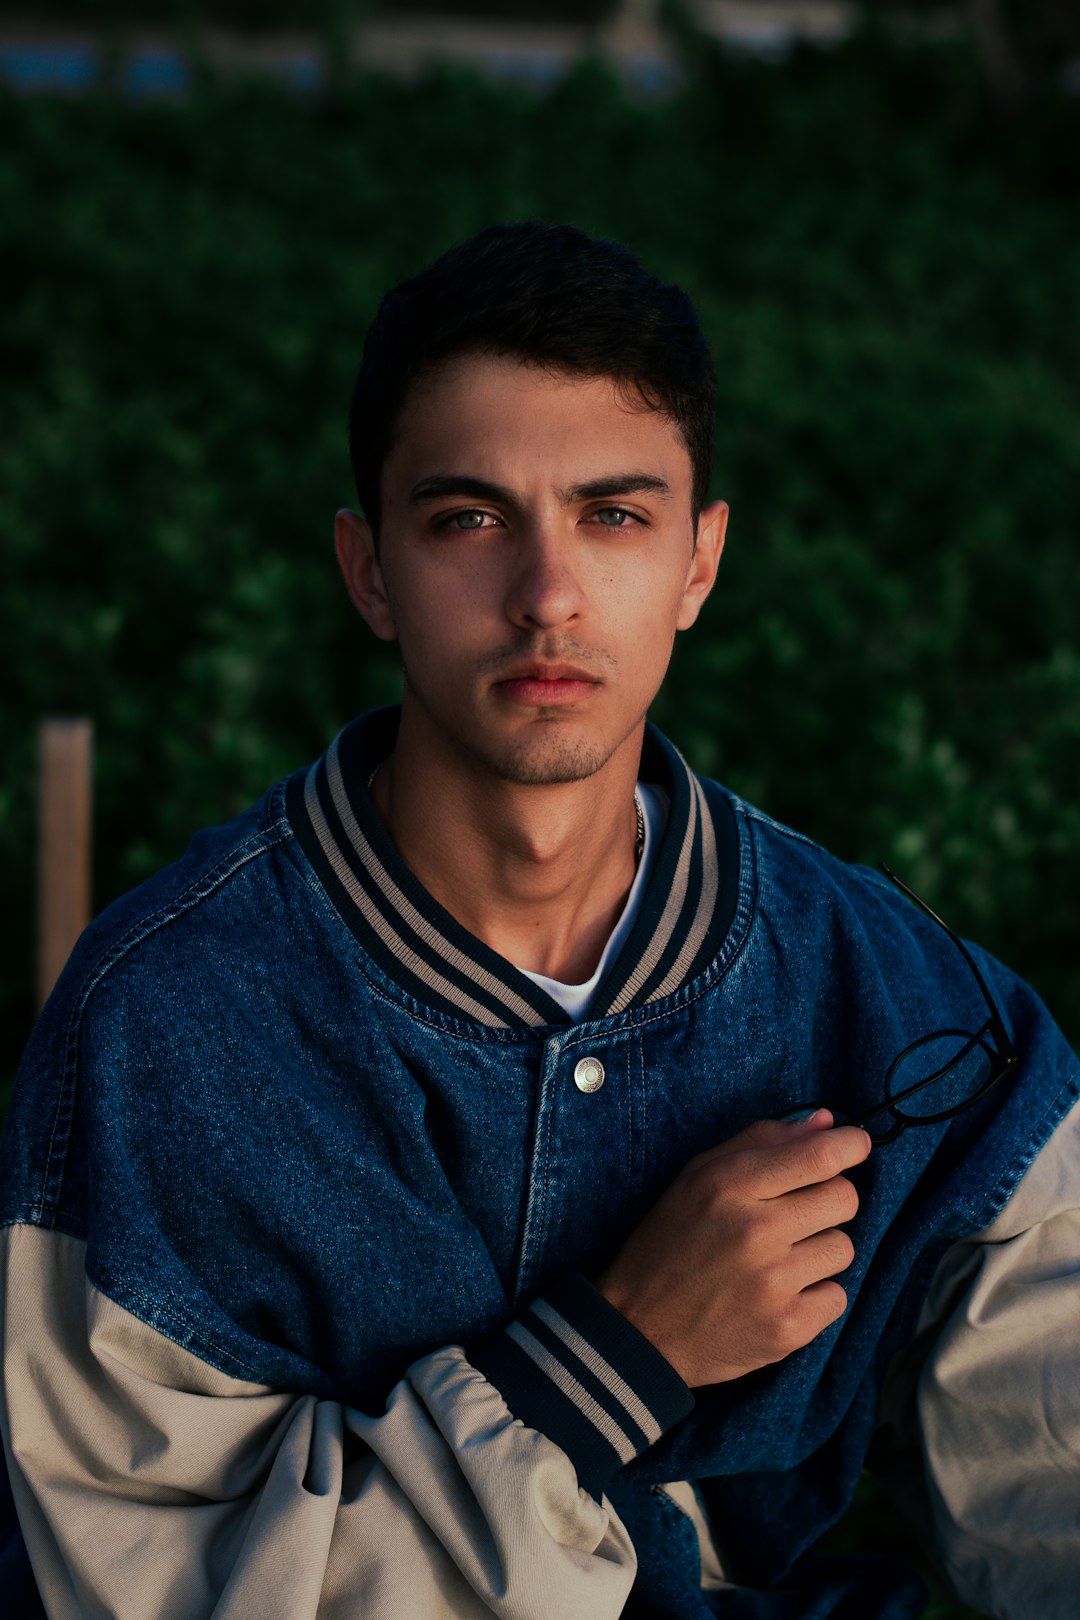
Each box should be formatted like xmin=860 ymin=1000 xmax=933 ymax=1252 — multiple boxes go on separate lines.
xmin=791 ymin=863 xmax=1019 ymax=1146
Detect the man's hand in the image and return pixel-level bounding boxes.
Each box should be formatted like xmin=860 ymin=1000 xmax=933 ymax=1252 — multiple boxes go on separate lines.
xmin=593 ymin=1112 xmax=870 ymax=1388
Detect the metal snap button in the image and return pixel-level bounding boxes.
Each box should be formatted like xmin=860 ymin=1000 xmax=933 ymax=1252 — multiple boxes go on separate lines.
xmin=573 ymin=1056 xmax=605 ymax=1094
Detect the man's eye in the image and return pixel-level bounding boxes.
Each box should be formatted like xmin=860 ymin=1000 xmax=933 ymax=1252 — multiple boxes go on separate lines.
xmin=442 ymin=510 xmax=492 ymax=531
xmin=594 ymin=507 xmax=636 ymax=527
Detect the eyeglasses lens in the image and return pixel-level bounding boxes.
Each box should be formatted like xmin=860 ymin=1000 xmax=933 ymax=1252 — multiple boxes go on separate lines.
xmin=885 ymin=1030 xmax=995 ymax=1122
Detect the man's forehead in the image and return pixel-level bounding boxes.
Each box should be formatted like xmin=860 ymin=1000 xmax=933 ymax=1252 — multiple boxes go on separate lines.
xmin=385 ymin=351 xmax=693 ymax=489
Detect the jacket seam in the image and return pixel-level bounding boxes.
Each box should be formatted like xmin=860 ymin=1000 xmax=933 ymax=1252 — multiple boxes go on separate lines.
xmin=91 ymin=1264 xmax=271 ymax=1381
xmin=352 ymin=961 xmax=537 ymax=1043
xmin=40 ymin=810 xmax=294 ymax=1217
xmin=735 ymin=799 xmax=824 ymax=852
xmin=2 ymin=1226 xmax=277 ymax=1384
xmin=965 ymin=1066 xmax=1080 ymax=1230
xmin=512 ymin=1046 xmax=559 ymax=1306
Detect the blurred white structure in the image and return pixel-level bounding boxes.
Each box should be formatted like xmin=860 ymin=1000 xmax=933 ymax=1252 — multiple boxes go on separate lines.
xmin=0 ymin=3 xmax=863 ymax=100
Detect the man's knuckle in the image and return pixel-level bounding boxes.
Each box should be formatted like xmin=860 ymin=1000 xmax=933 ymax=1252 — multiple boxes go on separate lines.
xmin=775 ymin=1304 xmax=813 ymax=1354
xmin=701 ymin=1174 xmax=736 ymax=1220
xmin=820 ymin=1281 xmax=848 ymax=1322
xmin=804 ymin=1137 xmax=839 ymax=1180
xmin=755 ymin=1259 xmax=787 ymax=1303
xmin=718 ymin=1148 xmax=755 ymax=1191
xmin=741 ymin=1201 xmax=772 ymax=1239
xmin=832 ymin=1176 xmax=859 ymax=1221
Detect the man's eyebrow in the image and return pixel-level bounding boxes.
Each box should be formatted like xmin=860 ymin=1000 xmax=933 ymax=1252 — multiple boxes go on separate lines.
xmin=408 ymin=472 xmax=674 ymax=506
xmin=409 ymin=475 xmax=518 ymax=507
xmin=562 ymin=474 xmax=674 ymax=503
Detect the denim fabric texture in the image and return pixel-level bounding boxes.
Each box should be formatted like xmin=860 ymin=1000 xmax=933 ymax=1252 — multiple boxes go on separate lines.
xmin=2 ymin=709 xmax=1077 ymax=1617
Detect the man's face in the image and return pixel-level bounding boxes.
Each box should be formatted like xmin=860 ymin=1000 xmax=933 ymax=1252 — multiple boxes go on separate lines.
xmin=338 ymin=352 xmax=726 ymax=787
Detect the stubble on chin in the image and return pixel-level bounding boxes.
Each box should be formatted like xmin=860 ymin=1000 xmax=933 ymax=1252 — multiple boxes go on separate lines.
xmin=478 ymin=728 xmax=614 ymax=787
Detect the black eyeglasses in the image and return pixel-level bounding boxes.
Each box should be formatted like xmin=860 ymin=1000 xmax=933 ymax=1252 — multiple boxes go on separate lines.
xmin=782 ymin=863 xmax=1019 ymax=1146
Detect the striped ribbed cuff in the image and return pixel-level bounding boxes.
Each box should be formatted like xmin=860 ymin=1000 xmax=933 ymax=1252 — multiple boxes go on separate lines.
xmin=467 ymin=1271 xmax=694 ymax=1501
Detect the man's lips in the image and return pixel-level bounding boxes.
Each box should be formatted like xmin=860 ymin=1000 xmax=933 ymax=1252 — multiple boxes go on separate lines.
xmin=494 ymin=666 xmax=601 ymax=707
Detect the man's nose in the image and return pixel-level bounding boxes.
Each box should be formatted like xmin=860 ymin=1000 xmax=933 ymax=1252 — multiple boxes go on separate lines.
xmin=502 ymin=528 xmax=586 ymax=630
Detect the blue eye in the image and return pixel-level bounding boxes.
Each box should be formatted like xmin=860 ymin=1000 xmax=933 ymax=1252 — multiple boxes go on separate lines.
xmin=595 ymin=507 xmax=633 ymax=527
xmin=450 ymin=510 xmax=488 ymax=530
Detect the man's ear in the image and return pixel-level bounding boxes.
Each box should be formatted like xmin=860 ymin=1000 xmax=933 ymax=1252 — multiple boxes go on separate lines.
xmin=676 ymin=499 xmax=728 ymax=632
xmin=334 ymin=509 xmax=397 ymax=642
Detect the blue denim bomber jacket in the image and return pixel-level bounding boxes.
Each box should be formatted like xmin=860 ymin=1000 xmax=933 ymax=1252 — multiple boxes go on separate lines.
xmin=2 ymin=707 xmax=1078 ymax=1618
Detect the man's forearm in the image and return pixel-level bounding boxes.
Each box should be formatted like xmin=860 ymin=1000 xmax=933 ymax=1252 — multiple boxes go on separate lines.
xmin=2 ymin=1225 xmax=687 ymax=1619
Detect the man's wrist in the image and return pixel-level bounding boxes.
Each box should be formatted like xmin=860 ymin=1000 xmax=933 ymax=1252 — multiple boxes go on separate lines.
xmin=466 ymin=1270 xmax=694 ymax=1501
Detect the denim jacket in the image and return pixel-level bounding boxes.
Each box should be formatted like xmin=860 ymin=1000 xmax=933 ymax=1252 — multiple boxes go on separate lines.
xmin=2 ymin=708 xmax=1077 ymax=1619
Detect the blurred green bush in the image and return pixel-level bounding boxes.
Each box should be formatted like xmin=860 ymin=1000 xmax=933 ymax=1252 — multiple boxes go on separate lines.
xmin=2 ymin=31 xmax=1077 ymax=1088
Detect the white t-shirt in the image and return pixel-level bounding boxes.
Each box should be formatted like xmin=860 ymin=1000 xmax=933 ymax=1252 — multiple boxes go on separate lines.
xmin=517 ymin=782 xmax=669 ymax=1021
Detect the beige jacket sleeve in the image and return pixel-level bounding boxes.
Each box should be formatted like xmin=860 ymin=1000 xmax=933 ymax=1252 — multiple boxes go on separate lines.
xmin=876 ymin=1092 xmax=1080 ymax=1620
xmin=0 ymin=1224 xmax=638 ymax=1620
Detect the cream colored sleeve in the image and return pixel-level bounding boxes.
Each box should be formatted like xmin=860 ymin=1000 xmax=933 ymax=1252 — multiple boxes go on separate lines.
xmin=0 ymin=1224 xmax=637 ymax=1620
xmin=876 ymin=1092 xmax=1080 ymax=1620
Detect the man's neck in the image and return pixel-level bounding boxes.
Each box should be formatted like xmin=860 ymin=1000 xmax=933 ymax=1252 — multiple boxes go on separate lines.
xmin=369 ymin=715 xmax=644 ymax=985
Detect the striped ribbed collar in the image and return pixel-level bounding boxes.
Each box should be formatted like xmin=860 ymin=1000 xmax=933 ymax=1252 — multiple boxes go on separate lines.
xmin=285 ymin=707 xmax=739 ymax=1031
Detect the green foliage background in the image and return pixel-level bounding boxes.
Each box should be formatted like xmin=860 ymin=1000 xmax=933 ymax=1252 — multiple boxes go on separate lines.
xmin=5 ymin=31 xmax=1078 ymax=1079
xmin=4 ymin=33 xmax=1079 ymax=1071
xmin=2 ymin=28 xmax=1077 ymax=1615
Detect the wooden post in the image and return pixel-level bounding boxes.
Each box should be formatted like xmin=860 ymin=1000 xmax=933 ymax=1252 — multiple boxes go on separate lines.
xmin=37 ymin=718 xmax=93 ymax=1010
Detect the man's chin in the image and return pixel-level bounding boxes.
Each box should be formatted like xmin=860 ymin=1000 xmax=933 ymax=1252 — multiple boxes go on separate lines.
xmin=476 ymin=730 xmax=615 ymax=787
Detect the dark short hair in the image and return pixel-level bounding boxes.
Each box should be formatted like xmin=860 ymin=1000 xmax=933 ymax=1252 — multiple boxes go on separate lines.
xmin=348 ymin=221 xmax=716 ymax=542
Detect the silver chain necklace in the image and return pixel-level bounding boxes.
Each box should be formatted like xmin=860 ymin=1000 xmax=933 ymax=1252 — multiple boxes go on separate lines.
xmin=633 ymin=789 xmax=646 ymax=864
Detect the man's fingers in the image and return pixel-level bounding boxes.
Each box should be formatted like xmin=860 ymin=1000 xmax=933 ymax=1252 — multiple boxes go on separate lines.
xmin=698 ymin=1110 xmax=834 ymax=1166
xmin=795 ymin=1278 xmax=849 ymax=1336
xmin=762 ymin=1276 xmax=850 ymax=1364
xmin=790 ymin=1225 xmax=857 ymax=1288
xmin=749 ymin=1124 xmax=871 ymax=1198
xmin=781 ymin=1174 xmax=860 ymax=1240
xmin=697 ymin=1121 xmax=868 ymax=1193
xmin=598 ymin=1112 xmax=864 ymax=1386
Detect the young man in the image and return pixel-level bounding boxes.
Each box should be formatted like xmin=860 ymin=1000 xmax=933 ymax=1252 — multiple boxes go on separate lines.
xmin=1 ymin=223 xmax=1077 ymax=1620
